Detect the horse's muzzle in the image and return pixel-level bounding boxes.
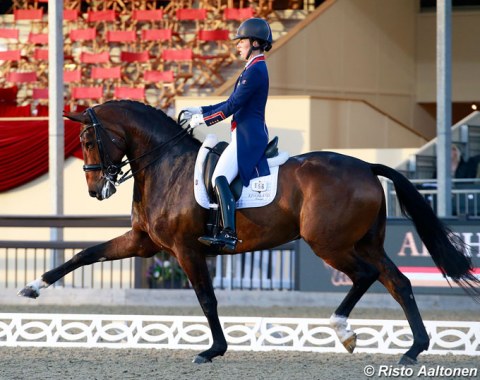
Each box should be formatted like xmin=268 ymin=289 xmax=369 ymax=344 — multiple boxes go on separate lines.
xmin=89 ymin=180 xmax=116 ymax=200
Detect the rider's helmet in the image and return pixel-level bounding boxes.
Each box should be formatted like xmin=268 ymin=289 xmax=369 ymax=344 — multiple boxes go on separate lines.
xmin=234 ymin=18 xmax=273 ymax=52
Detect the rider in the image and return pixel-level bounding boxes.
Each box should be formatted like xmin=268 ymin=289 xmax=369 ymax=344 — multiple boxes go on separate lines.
xmin=182 ymin=17 xmax=273 ymax=253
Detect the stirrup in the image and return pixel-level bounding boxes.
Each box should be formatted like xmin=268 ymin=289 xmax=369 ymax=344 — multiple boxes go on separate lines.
xmin=198 ymin=230 xmax=238 ymax=253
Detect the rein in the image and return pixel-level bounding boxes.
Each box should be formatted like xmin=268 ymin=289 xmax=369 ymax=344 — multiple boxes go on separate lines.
xmin=81 ymin=107 xmax=192 ymax=186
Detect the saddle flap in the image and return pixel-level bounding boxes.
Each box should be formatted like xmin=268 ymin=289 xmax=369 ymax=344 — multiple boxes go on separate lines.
xmin=202 ymin=136 xmax=282 ymax=203
xmin=203 ymin=142 xmax=228 ymax=200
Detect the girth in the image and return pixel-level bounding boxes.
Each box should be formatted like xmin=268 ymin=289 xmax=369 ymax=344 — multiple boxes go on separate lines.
xmin=203 ymin=136 xmax=279 ymax=202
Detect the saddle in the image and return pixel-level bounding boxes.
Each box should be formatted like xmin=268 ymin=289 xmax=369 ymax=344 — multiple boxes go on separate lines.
xmin=203 ymin=136 xmax=279 ymax=202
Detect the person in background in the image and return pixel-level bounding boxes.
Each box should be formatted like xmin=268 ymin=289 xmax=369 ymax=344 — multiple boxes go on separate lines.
xmin=450 ymin=144 xmax=471 ymax=178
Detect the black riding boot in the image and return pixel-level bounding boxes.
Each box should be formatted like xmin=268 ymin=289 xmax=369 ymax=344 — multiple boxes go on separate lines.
xmin=198 ymin=176 xmax=238 ymax=253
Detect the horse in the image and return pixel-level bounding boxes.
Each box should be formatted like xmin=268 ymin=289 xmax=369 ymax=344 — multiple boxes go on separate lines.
xmin=18 ymin=100 xmax=479 ymax=365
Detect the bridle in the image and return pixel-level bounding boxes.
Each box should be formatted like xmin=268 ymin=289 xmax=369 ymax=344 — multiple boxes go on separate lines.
xmin=80 ymin=107 xmax=191 ymax=186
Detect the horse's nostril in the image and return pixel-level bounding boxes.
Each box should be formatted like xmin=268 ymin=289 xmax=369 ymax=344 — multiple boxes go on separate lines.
xmin=89 ymin=191 xmax=97 ymax=198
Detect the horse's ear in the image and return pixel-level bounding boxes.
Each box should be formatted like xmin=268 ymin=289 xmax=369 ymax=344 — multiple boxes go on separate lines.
xmin=64 ymin=111 xmax=89 ymax=124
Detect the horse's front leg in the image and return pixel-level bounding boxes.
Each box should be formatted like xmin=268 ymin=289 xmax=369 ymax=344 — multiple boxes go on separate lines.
xmin=18 ymin=229 xmax=159 ymax=299
xmin=177 ymin=250 xmax=227 ymax=364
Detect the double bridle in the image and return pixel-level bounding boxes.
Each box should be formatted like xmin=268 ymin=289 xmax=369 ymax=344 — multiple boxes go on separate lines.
xmin=80 ymin=107 xmax=191 ymax=186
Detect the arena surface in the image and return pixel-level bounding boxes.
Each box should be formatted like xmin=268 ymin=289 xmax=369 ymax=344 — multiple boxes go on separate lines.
xmin=0 ymin=301 xmax=478 ymax=380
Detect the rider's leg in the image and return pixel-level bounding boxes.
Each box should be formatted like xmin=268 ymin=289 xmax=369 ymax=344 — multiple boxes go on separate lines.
xmin=198 ymin=131 xmax=238 ymax=252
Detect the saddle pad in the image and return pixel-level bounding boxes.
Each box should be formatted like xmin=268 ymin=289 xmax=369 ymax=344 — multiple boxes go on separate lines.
xmin=194 ymin=134 xmax=288 ymax=210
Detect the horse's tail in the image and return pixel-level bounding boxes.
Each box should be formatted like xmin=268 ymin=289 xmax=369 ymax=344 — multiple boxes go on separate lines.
xmin=370 ymin=163 xmax=480 ymax=299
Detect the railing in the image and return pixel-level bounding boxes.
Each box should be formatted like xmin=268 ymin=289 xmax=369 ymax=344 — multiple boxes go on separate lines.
xmin=0 ymin=216 xmax=296 ymax=291
xmin=213 ymin=243 xmax=296 ymax=291
xmin=1 ymin=313 xmax=478 ymax=356
xmin=383 ymin=178 xmax=480 ymax=218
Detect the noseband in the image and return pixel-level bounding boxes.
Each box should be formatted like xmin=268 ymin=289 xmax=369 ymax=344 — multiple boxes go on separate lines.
xmin=81 ymin=108 xmax=125 ymax=186
xmin=80 ymin=107 xmax=191 ymax=186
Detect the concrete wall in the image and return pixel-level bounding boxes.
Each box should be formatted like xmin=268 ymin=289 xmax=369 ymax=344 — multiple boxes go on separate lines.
xmin=177 ymin=96 xmax=427 ymax=154
xmin=217 ymin=0 xmax=480 ymax=141
xmin=268 ymin=0 xmax=417 ymax=127
xmin=219 ymin=0 xmax=437 ymax=139
xmin=416 ymin=9 xmax=480 ymax=103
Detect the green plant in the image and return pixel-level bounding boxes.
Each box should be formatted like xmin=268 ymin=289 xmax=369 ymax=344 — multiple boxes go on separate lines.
xmin=146 ymin=252 xmax=187 ymax=287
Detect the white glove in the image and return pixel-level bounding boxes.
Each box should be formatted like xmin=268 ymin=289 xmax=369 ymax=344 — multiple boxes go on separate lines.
xmin=190 ymin=113 xmax=205 ymax=128
xmin=182 ymin=106 xmax=202 ymax=115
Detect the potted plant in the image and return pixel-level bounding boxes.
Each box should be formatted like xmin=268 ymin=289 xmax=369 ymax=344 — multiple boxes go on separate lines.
xmin=146 ymin=252 xmax=188 ymax=289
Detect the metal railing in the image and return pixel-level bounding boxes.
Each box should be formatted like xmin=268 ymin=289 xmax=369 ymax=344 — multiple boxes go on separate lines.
xmin=0 ymin=216 xmax=296 ymax=291
xmin=383 ymin=178 xmax=480 ymax=218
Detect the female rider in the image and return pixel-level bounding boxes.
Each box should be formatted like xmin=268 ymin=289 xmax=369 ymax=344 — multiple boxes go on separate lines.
xmin=183 ymin=18 xmax=273 ymax=253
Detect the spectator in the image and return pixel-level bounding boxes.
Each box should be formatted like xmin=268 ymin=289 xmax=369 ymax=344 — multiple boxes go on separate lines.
xmin=432 ymin=144 xmax=472 ymax=179
xmin=450 ymin=144 xmax=471 ymax=178
xmin=467 ymin=153 xmax=480 ymax=178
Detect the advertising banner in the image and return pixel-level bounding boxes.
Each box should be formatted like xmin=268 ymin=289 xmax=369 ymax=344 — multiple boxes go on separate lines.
xmin=296 ymin=219 xmax=480 ymax=294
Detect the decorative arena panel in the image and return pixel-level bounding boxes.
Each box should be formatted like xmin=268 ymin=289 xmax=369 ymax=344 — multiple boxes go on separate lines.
xmin=0 ymin=314 xmax=478 ymax=356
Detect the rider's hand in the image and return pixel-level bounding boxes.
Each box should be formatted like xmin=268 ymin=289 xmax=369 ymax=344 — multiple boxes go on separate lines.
xmin=190 ymin=113 xmax=205 ymax=128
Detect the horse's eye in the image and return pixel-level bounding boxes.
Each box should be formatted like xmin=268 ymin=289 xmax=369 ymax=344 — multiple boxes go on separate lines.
xmin=85 ymin=141 xmax=94 ymax=150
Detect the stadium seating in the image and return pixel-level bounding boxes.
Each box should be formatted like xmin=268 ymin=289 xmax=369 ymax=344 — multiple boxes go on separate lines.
xmin=0 ymin=0 xmax=301 ymax=109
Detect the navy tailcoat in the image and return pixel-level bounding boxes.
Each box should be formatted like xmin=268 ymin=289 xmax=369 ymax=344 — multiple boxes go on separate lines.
xmin=201 ymin=55 xmax=270 ymax=187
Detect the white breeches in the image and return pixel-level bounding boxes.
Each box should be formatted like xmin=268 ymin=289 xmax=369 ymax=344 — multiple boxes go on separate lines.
xmin=212 ymin=129 xmax=238 ymax=185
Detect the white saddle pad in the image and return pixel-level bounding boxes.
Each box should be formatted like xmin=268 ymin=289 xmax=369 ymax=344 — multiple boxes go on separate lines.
xmin=194 ymin=134 xmax=289 ymax=210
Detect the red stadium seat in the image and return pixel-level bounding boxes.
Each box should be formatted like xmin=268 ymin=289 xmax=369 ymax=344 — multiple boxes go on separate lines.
xmin=106 ymin=30 xmax=137 ymax=43
xmin=69 ymin=28 xmax=97 ymax=42
xmin=5 ymin=71 xmax=38 ymax=103
xmin=14 ymin=8 xmax=46 ymax=33
xmin=114 ymin=86 xmax=145 ymax=100
xmin=6 ymin=71 xmax=38 ymax=83
xmin=0 ymin=28 xmax=20 ymax=49
xmin=120 ymin=50 xmax=151 ymax=84
xmin=143 ymin=70 xmax=176 ymax=108
xmin=27 ymin=32 xmax=48 ymax=45
xmin=80 ymin=51 xmax=111 ymax=64
xmin=0 ymin=50 xmax=21 ymax=61
xmin=91 ymin=66 xmax=122 ymax=80
xmin=64 ymin=9 xmax=80 ymax=22
xmin=194 ymin=29 xmax=232 ymax=87
xmin=87 ymin=10 xmax=117 ymax=23
xmin=140 ymin=28 xmax=174 ymax=57
xmin=223 ymin=7 xmax=255 ymax=21
xmin=32 ymin=87 xmax=49 ymax=100
xmin=64 ymin=69 xmax=82 ymax=83
xmin=71 ymin=86 xmax=104 ymax=106
xmin=161 ymin=48 xmax=193 ymax=94
xmin=132 ymin=9 xmax=164 ymax=27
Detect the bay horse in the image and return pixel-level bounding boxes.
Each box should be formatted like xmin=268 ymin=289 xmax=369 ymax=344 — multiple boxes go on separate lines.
xmin=19 ymin=100 xmax=479 ymax=364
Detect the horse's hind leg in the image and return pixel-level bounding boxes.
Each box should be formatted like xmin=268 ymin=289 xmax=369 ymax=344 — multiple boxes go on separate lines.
xmin=326 ymin=254 xmax=380 ymax=353
xmin=377 ymin=254 xmax=429 ymax=364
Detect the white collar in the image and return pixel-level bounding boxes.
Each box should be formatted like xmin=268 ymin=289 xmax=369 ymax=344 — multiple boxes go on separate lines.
xmin=245 ymin=54 xmax=264 ymax=69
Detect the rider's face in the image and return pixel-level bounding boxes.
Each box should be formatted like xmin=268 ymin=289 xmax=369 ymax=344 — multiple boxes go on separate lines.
xmin=236 ymin=38 xmax=251 ymax=61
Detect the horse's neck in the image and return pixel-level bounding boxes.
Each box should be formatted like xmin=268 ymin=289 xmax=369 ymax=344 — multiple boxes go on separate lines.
xmin=129 ymin=140 xmax=199 ymax=196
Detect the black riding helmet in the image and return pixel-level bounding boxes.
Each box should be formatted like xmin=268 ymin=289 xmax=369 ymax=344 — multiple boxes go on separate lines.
xmin=234 ymin=18 xmax=273 ymax=56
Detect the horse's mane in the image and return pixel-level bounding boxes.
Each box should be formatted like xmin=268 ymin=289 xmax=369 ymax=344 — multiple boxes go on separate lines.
xmin=100 ymin=100 xmax=201 ymax=144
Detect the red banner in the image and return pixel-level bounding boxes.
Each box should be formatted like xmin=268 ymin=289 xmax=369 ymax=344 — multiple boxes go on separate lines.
xmin=0 ymin=119 xmax=83 ymax=192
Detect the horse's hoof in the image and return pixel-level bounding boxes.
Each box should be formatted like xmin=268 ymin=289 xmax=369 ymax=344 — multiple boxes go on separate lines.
xmin=342 ymin=332 xmax=357 ymax=354
xmin=398 ymin=354 xmax=417 ymax=365
xmin=17 ymin=286 xmax=39 ymax=299
xmin=192 ymin=355 xmax=212 ymax=364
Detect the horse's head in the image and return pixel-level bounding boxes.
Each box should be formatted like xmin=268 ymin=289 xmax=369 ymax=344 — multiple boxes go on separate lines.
xmin=65 ymin=107 xmax=127 ymax=200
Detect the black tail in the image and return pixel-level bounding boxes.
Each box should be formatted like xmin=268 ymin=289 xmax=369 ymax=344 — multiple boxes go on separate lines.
xmin=371 ymin=163 xmax=480 ymax=299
